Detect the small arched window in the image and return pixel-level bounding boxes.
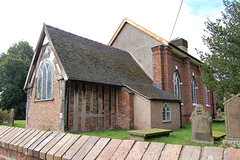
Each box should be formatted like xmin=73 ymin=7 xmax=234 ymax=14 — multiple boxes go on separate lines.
xmin=191 ymin=78 xmax=197 ymax=105
xmin=37 ymin=61 xmax=53 ymax=100
xmin=173 ymin=71 xmax=181 ymax=98
xmin=162 ymin=104 xmax=171 ymax=122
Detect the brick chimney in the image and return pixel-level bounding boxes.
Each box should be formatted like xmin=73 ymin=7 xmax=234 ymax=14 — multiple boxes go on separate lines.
xmin=152 ymin=45 xmax=172 ymax=92
xmin=170 ymin=38 xmax=188 ymax=53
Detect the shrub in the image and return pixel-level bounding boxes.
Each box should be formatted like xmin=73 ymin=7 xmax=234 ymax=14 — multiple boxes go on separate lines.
xmin=0 ymin=109 xmax=8 ymax=124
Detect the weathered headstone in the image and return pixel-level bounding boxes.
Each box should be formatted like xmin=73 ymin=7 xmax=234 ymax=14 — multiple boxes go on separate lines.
xmin=8 ymin=108 xmax=15 ymax=126
xmin=223 ymin=94 xmax=240 ymax=147
xmin=190 ymin=104 xmax=214 ymax=144
xmin=216 ymin=108 xmax=222 ymax=119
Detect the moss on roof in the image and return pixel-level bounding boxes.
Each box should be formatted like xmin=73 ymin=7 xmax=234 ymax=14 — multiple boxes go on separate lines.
xmin=46 ymin=25 xmax=180 ymax=101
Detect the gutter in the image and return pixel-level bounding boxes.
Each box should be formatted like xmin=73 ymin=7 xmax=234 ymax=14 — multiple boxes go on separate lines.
xmin=212 ymin=91 xmax=215 ymax=119
xmin=180 ymin=102 xmax=182 ymax=128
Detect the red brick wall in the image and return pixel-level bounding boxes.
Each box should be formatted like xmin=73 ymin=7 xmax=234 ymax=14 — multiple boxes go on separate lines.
xmin=163 ymin=46 xmax=172 ymax=91
xmin=27 ymin=77 xmax=134 ymax=132
xmin=205 ymin=91 xmax=217 ymax=118
xmin=152 ymin=45 xmax=216 ymax=123
xmin=1 ymin=126 xmax=237 ymax=160
xmin=0 ymin=147 xmax=38 ymax=160
xmin=152 ymin=46 xmax=162 ymax=85
xmin=117 ymin=88 xmax=134 ymax=129
xmin=27 ymin=70 xmax=61 ymax=131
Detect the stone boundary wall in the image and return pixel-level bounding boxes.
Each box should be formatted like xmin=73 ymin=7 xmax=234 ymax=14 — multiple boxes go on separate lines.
xmin=0 ymin=126 xmax=239 ymax=160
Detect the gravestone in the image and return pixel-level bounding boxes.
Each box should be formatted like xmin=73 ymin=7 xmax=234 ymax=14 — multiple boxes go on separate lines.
xmin=216 ymin=108 xmax=222 ymax=119
xmin=190 ymin=104 xmax=214 ymax=144
xmin=223 ymin=94 xmax=240 ymax=147
xmin=8 ymin=108 xmax=15 ymax=126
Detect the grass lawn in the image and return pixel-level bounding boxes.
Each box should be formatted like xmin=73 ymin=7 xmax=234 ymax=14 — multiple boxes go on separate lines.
xmin=80 ymin=122 xmax=226 ymax=147
xmin=2 ymin=120 xmax=25 ymax=128
xmin=0 ymin=120 xmax=226 ymax=147
xmin=148 ymin=122 xmax=226 ymax=147
xmin=79 ymin=129 xmax=131 ymax=140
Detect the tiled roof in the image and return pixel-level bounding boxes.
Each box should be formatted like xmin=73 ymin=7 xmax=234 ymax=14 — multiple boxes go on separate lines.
xmin=127 ymin=84 xmax=181 ymax=101
xmin=46 ymin=25 xmax=180 ymax=101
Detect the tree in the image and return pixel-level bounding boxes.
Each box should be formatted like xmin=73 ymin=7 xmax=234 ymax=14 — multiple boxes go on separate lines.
xmin=0 ymin=41 xmax=34 ymax=119
xmin=199 ymin=0 xmax=240 ymax=109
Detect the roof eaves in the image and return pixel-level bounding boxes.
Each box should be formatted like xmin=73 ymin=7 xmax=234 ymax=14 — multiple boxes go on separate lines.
xmin=149 ymin=97 xmax=181 ymax=102
xmin=124 ymin=84 xmax=150 ymax=100
xmin=109 ymin=18 xmax=202 ymax=66
xmin=124 ymin=84 xmax=181 ymax=102
xmin=108 ymin=18 xmax=168 ymax=46
xmin=24 ymin=24 xmax=46 ymax=90
xmin=108 ymin=18 xmax=128 ymax=46
xmin=44 ymin=25 xmax=69 ymax=81
xmin=67 ymin=78 xmax=124 ymax=87
xmin=169 ymin=43 xmax=202 ymax=65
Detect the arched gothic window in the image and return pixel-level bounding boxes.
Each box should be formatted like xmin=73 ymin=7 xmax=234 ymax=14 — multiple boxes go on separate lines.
xmin=205 ymin=86 xmax=209 ymax=107
xmin=37 ymin=61 xmax=53 ymax=100
xmin=173 ymin=71 xmax=181 ymax=98
xmin=191 ymin=77 xmax=197 ymax=105
xmin=162 ymin=104 xmax=171 ymax=122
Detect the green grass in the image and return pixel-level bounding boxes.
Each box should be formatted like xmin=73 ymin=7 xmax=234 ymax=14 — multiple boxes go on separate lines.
xmin=78 ymin=122 xmax=226 ymax=147
xmin=71 ymin=129 xmax=132 ymax=140
xmin=2 ymin=120 xmax=26 ymax=128
xmin=0 ymin=120 xmax=226 ymax=147
xmin=148 ymin=122 xmax=225 ymax=147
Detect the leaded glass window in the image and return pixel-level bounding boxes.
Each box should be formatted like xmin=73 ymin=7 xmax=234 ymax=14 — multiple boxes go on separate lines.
xmin=37 ymin=61 xmax=53 ymax=100
xmin=162 ymin=104 xmax=171 ymax=122
xmin=173 ymin=71 xmax=181 ymax=98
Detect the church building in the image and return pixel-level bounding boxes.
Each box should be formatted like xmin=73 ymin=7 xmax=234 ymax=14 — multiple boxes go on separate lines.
xmin=109 ymin=18 xmax=216 ymax=123
xmin=24 ymin=19 xmax=216 ymax=132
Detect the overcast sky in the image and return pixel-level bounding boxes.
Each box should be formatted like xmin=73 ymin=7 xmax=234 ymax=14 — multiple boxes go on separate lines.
xmin=0 ymin=0 xmax=224 ymax=59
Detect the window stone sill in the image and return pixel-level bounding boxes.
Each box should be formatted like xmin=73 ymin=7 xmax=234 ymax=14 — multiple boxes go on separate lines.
xmin=34 ymin=98 xmax=54 ymax=102
xmin=193 ymin=103 xmax=197 ymax=107
xmin=162 ymin=121 xmax=172 ymax=123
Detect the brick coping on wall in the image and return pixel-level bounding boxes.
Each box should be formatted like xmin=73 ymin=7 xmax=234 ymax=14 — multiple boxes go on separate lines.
xmin=0 ymin=126 xmax=239 ymax=160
